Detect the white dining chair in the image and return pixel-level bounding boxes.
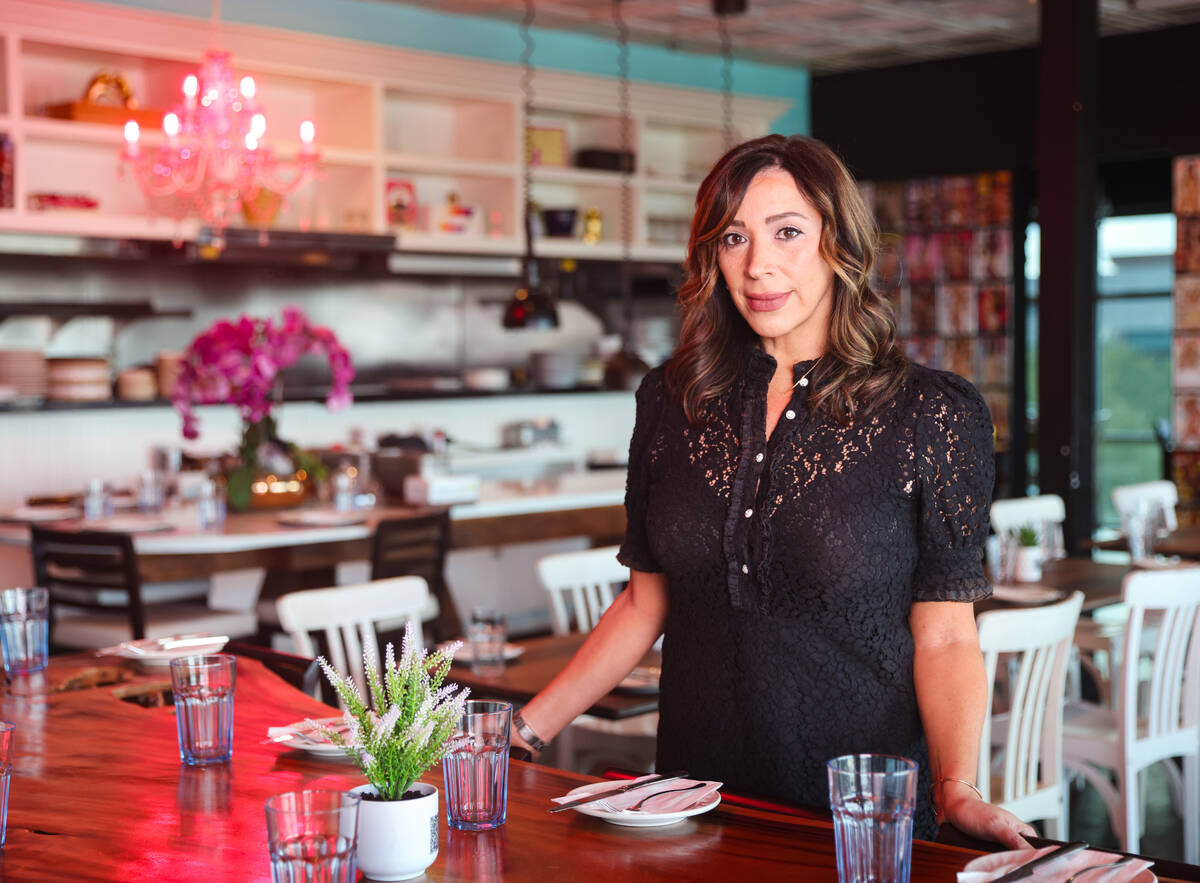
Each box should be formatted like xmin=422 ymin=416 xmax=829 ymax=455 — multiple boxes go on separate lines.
xmin=990 ymin=494 xmax=1066 ymax=536
xmin=275 ymin=576 xmax=432 ymax=705
xmin=535 ymin=545 xmax=657 ymax=774
xmin=1111 ymin=480 xmax=1179 ymax=533
xmin=977 ymin=591 xmax=1084 ymax=838
xmin=1061 ymin=568 xmax=1200 ymax=863
xmin=537 ymin=545 xmax=627 ymax=635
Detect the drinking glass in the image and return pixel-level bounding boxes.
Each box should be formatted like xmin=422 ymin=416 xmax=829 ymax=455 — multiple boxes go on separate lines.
xmin=197 ymin=480 xmax=226 ymax=530
xmin=0 ymin=721 xmax=13 ymax=848
xmin=137 ymin=469 xmax=165 ymax=514
xmin=170 ymin=655 xmax=236 ymax=765
xmin=827 ymin=754 xmax=918 ymax=883
xmin=82 ymin=478 xmax=112 ymax=521
xmin=0 ymin=587 xmax=49 ymax=677
xmin=468 ymin=608 xmax=506 ymax=678
xmin=442 ymin=700 xmax=512 ymax=831
xmin=265 ymin=790 xmax=361 ymax=883
xmin=1123 ymin=500 xmax=1157 ymax=564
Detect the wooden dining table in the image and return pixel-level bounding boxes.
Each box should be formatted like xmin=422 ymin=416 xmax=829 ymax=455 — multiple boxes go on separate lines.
xmin=1093 ymin=525 xmax=1200 ymax=560
xmin=0 ymin=652 xmax=1027 ymax=882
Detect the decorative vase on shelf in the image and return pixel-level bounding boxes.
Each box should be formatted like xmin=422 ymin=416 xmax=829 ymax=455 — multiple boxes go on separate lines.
xmin=350 ymin=783 xmax=440 ymax=881
xmin=171 ymin=307 xmax=354 ymax=511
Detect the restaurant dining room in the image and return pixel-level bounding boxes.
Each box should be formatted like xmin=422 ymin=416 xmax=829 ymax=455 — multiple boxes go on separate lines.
xmin=1 ymin=0 xmax=1200 ymax=879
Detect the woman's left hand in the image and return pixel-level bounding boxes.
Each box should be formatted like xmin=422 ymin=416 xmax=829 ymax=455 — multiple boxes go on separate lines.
xmin=940 ymin=790 xmax=1037 ymax=850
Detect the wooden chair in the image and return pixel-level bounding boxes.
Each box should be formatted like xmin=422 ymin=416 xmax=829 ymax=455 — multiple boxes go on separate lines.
xmin=977 ymin=591 xmax=1084 ymax=838
xmin=274 ymin=576 xmax=432 ymax=705
xmin=536 ymin=545 xmax=626 ymax=635
xmin=1062 ymin=568 xmax=1200 ymax=862
xmin=1111 ymin=480 xmax=1179 ymax=533
xmin=535 ymin=545 xmax=656 ymax=775
xmin=371 ymin=512 xmax=459 ymax=641
xmin=31 ymin=526 xmax=257 ymax=650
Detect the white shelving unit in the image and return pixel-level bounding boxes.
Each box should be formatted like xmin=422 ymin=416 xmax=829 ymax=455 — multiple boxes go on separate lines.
xmin=0 ymin=0 xmax=789 ymax=263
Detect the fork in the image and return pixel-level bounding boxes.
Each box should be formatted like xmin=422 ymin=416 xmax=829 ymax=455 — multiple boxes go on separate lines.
xmin=1063 ymin=857 xmax=1135 ymax=881
xmin=604 ymin=782 xmax=705 ymax=813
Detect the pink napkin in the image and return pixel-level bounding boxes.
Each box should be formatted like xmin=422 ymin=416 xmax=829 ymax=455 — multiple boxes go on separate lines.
xmin=958 ymin=846 xmax=1154 ymax=882
xmin=552 ymin=774 xmax=722 ymax=813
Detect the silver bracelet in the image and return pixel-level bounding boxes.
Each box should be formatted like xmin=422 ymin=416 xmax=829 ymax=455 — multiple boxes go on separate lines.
xmin=512 ymin=712 xmax=547 ymax=753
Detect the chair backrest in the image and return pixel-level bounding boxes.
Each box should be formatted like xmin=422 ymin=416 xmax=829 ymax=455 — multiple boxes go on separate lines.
xmin=536 ymin=545 xmax=627 ymax=635
xmin=1117 ymin=568 xmax=1200 ymax=748
xmin=990 ymin=495 xmax=1066 ymax=536
xmin=30 ymin=527 xmax=146 ymax=640
xmin=976 ymin=591 xmax=1084 ymax=813
xmin=1111 ymin=480 xmax=1179 ymax=533
xmin=370 ymin=513 xmax=458 ymax=641
xmin=275 ymin=576 xmax=432 ymax=703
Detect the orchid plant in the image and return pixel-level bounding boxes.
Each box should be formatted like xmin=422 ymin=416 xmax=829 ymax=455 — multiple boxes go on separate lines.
xmin=171 ymin=307 xmax=355 ymax=509
xmin=173 ymin=306 xmax=354 ymax=440
xmin=316 ymin=622 xmax=470 ymax=801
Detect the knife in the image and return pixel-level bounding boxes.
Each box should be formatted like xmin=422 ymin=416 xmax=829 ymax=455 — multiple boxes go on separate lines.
xmin=992 ymin=841 xmax=1089 ymax=882
xmin=548 ymin=771 xmax=689 ymax=813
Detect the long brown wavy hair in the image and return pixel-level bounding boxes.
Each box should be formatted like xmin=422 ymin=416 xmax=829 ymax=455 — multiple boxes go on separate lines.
xmin=666 ymin=134 xmax=908 ymax=425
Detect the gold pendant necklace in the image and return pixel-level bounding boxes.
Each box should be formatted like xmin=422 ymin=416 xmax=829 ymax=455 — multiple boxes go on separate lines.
xmin=791 ymin=357 xmax=822 ymax=389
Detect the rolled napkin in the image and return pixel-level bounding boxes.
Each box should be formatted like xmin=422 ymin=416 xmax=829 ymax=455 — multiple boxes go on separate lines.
xmin=265 ymin=718 xmax=346 ymax=745
xmin=552 ymin=774 xmax=722 ymax=813
xmin=958 ymin=846 xmax=1154 ymax=882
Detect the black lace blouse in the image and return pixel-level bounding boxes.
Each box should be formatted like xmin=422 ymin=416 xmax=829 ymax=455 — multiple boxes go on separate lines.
xmin=618 ymin=349 xmax=994 ymax=838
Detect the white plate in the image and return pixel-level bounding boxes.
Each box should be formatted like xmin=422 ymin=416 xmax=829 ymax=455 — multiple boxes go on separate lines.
xmin=440 ymin=641 xmax=525 ymax=663
xmin=991 ymin=584 xmax=1066 ymax=603
xmin=269 ymin=718 xmax=355 ymax=759
xmin=276 ymin=511 xmax=367 ymax=528
xmin=115 ymin=635 xmax=229 ymax=665
xmin=562 ymin=782 xmax=721 ymax=827
xmin=0 ymin=505 xmax=79 ymax=522
xmin=85 ymin=516 xmax=175 ymax=534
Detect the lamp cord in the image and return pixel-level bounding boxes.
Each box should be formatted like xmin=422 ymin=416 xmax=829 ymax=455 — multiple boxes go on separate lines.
xmin=612 ymin=0 xmax=634 ymax=337
xmin=718 ymin=14 xmax=734 ymax=151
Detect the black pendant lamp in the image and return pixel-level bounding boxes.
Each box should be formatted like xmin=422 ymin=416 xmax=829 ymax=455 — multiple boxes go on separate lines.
xmin=504 ymin=0 xmax=559 ymax=329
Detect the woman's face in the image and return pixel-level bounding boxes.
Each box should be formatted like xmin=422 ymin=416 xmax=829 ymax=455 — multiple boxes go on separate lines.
xmin=717 ymin=167 xmax=836 ymax=360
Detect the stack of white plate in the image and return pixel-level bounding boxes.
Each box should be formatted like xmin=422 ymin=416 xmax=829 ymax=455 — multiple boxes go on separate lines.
xmin=529 ymin=350 xmax=583 ymax=389
xmin=0 ymin=350 xmax=48 ymax=401
xmin=47 ymin=357 xmax=111 ymax=402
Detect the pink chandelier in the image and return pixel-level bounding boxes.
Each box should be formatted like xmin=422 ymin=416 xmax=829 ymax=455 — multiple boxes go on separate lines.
xmin=120 ymin=49 xmax=318 ymax=241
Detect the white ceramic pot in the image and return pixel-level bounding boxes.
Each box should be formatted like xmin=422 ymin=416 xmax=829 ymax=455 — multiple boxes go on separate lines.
xmin=1015 ymin=546 xmax=1042 ymax=583
xmin=350 ymin=782 xmax=439 ymax=881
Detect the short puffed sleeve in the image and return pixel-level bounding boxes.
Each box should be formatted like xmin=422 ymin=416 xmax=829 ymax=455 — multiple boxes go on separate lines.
xmin=617 ymin=367 xmax=667 ymax=573
xmin=911 ymin=370 xmax=994 ymax=603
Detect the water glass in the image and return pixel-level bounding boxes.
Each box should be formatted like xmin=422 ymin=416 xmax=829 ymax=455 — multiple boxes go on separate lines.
xmin=1124 ymin=500 xmax=1158 ymax=564
xmin=265 ymin=790 xmax=361 ymax=883
xmin=197 ymin=480 xmax=226 ymax=530
xmin=0 ymin=722 xmax=13 ymax=848
xmin=82 ymin=478 xmax=113 ymax=521
xmin=468 ymin=608 xmax=506 ymax=678
xmin=0 ymin=587 xmax=49 ymax=677
xmin=170 ymin=655 xmax=236 ymax=766
xmin=137 ymin=469 xmax=165 ymax=514
xmin=443 ymin=700 xmax=511 ymax=831
xmin=827 ymin=754 xmax=918 ymax=883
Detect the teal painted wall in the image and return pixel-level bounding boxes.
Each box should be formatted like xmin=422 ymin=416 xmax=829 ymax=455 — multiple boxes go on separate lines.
xmin=101 ymin=0 xmax=809 ymax=134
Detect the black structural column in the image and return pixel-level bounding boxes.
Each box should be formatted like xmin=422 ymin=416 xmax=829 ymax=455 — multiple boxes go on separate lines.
xmin=1037 ymin=0 xmax=1098 ymax=552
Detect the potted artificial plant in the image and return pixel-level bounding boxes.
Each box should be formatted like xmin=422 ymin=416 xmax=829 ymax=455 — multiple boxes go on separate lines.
xmin=316 ymin=623 xmax=469 ymax=881
xmin=1014 ymin=524 xmax=1043 ymax=583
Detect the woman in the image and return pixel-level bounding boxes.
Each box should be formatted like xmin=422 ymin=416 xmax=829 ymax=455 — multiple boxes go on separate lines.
xmin=513 ymin=134 xmax=1034 ymax=847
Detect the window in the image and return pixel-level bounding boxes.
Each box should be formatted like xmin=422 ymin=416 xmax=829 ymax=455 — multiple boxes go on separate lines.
xmin=1024 ymin=214 xmax=1174 ymax=527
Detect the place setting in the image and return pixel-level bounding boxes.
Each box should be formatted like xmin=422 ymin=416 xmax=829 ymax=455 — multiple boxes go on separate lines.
xmin=549 ymin=771 xmax=722 ymax=828
xmin=263 ymin=718 xmax=356 ymax=760
xmin=95 ymin=633 xmax=229 ymax=666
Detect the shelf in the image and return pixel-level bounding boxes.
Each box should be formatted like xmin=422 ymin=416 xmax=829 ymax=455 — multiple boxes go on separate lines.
xmin=0 ymin=299 xmax=189 ymax=318
xmin=383 ymin=154 xmax=516 ymax=178
xmin=0 ymin=384 xmax=621 ymax=414
xmin=641 ymin=175 xmax=704 ymax=195
xmin=531 ymin=167 xmax=626 ymax=188
xmin=395 ymin=231 xmax=520 ymax=255
xmin=0 ymin=210 xmax=198 ymax=241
